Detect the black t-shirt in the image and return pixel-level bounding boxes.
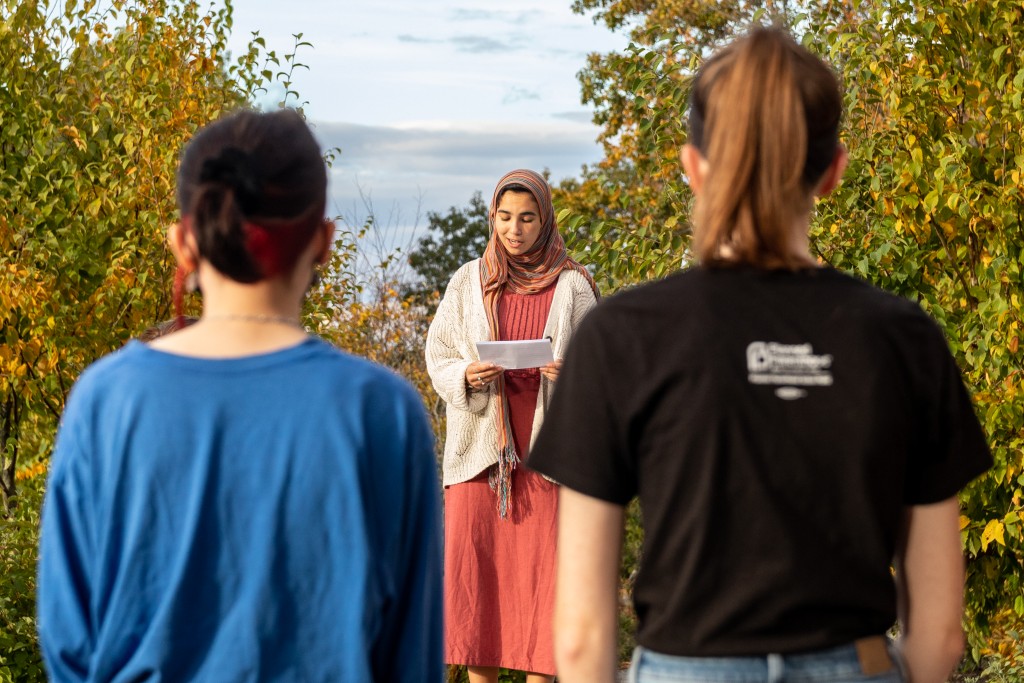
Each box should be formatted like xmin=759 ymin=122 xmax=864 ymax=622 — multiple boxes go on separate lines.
xmin=528 ymin=265 xmax=991 ymax=657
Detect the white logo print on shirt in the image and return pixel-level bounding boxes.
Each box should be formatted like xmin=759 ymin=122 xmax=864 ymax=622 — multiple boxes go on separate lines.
xmin=746 ymin=341 xmax=833 ymax=400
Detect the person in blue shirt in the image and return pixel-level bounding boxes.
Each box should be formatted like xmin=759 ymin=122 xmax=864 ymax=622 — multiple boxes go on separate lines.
xmin=37 ymin=108 xmax=444 ymax=682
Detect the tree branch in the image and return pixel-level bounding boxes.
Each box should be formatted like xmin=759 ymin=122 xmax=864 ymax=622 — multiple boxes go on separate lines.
xmin=929 ymin=222 xmax=978 ymax=310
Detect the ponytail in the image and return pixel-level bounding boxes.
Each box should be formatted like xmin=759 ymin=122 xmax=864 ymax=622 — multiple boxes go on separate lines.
xmin=191 ymin=177 xmax=263 ymax=284
xmin=688 ymin=27 xmax=841 ymax=268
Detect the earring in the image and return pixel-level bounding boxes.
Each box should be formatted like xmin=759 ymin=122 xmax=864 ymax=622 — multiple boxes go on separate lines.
xmin=185 ymin=270 xmax=199 ymax=293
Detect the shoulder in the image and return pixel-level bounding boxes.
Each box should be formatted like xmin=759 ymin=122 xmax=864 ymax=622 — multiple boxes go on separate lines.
xmin=249 ymin=341 xmax=431 ymax=442
xmin=444 ymin=259 xmax=481 ymax=294
xmin=303 ymin=338 xmax=423 ymax=400
xmin=588 ymin=267 xmax=700 ymax=320
xmin=65 ymin=341 xmax=151 ymax=405
xmin=558 ymin=267 xmax=593 ymax=287
xmin=819 ymin=268 xmax=940 ymax=331
xmin=556 ymin=267 xmax=595 ymax=297
xmin=50 ymin=343 xmax=154 ymax=473
xmin=304 ymin=344 xmax=432 ymax=449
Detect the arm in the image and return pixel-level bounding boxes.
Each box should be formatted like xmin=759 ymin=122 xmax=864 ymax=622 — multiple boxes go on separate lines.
xmin=37 ymin=442 xmax=94 ymax=682
xmin=894 ymin=496 xmax=966 ymax=683
xmin=553 ymin=486 xmax=624 ymax=683
xmin=569 ymin=276 xmax=599 ymax=330
xmin=424 ymin=267 xmax=490 ymax=413
xmin=370 ymin=387 xmax=444 ymax=681
xmin=542 ymin=276 xmax=598 ymax=383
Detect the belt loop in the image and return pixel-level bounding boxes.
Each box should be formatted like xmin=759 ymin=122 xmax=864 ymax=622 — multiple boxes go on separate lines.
xmin=855 ymin=635 xmax=895 ymax=676
xmin=767 ymin=652 xmax=785 ymax=683
xmin=627 ymin=646 xmax=644 ymax=683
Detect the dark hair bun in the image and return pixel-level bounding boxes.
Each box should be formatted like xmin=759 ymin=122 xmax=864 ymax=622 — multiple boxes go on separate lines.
xmin=176 ymin=109 xmax=327 ymax=283
xmin=199 ymin=147 xmax=260 ymax=214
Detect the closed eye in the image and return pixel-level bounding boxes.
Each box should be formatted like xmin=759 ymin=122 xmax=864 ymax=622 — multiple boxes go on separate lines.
xmin=497 ymin=211 xmax=537 ymax=221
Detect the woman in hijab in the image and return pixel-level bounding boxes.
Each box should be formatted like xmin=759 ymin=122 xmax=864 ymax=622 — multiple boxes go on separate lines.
xmin=426 ymin=169 xmax=599 ymax=683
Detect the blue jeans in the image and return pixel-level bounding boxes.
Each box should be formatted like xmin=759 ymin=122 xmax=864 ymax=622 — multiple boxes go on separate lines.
xmin=628 ymin=639 xmax=907 ymax=683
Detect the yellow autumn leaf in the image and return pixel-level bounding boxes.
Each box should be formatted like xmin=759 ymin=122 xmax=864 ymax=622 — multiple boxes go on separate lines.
xmin=959 ymin=515 xmax=971 ymax=530
xmin=981 ymin=520 xmax=1006 ymax=551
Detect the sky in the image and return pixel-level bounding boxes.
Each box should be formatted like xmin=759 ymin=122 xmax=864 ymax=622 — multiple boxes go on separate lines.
xmin=225 ymin=1 xmax=629 ymax=247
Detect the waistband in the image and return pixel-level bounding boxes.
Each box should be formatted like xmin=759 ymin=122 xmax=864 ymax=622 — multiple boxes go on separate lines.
xmin=629 ymin=636 xmax=907 ymax=683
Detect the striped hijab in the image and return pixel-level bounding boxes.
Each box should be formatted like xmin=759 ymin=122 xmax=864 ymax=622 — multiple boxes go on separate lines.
xmin=480 ymin=169 xmax=598 ymax=518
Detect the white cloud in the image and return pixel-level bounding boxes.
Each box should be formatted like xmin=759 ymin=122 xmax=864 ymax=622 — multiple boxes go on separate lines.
xmin=313 ymin=120 xmax=604 ymax=229
xmin=223 ymin=0 xmax=629 ymax=250
xmin=502 ymin=87 xmax=542 ymax=104
xmin=552 ymin=111 xmax=595 ymax=124
xmin=396 ymin=34 xmax=442 ymax=44
xmin=449 ymin=35 xmax=515 ymax=53
xmin=226 ymin=0 xmax=627 ymax=126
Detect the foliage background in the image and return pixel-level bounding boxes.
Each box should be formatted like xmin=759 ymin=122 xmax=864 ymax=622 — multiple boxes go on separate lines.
xmin=2 ymin=0 xmax=1022 ymax=681
xmin=0 ymin=0 xmax=310 ymax=678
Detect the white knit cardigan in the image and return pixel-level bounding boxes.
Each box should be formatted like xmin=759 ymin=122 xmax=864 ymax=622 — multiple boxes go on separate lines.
xmin=426 ymin=259 xmax=598 ymax=487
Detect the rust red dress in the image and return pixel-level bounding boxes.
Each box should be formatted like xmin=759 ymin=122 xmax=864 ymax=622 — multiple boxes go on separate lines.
xmin=443 ymin=284 xmax=558 ymax=675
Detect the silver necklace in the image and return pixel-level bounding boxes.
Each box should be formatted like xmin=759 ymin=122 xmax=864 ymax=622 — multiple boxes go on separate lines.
xmin=202 ymin=313 xmax=303 ymax=329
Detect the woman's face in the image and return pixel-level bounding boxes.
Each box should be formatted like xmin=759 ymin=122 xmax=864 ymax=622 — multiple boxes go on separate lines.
xmin=494 ymin=191 xmax=542 ymax=256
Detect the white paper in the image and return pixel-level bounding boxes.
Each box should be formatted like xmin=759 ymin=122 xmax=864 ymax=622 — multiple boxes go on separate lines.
xmin=475 ymin=338 xmax=553 ymax=370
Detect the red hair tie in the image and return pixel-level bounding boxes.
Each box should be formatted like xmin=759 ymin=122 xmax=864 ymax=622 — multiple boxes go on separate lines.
xmin=244 ymin=218 xmax=321 ymax=278
xmin=172 ymin=264 xmax=190 ymax=331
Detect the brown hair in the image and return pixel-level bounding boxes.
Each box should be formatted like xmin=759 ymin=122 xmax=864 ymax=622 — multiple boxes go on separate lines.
xmin=687 ymin=27 xmax=842 ymax=268
xmin=137 ymin=316 xmax=198 ymax=342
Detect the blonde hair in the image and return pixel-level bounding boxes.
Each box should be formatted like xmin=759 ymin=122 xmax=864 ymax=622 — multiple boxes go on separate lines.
xmin=688 ymin=27 xmax=842 ymax=268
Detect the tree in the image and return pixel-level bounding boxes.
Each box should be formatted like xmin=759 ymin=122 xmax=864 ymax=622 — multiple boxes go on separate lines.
xmin=561 ymin=0 xmax=1024 ymax=667
xmin=557 ymin=1 xmax=873 ymax=289
xmin=815 ymin=1 xmax=1024 ymax=660
xmin=406 ymin=192 xmax=490 ymax=304
xmin=0 ymin=0 xmax=281 ymax=516
xmin=0 ymin=2 xmax=284 ymax=675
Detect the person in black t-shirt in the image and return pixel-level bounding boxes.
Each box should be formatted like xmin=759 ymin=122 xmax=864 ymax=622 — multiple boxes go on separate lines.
xmin=528 ymin=27 xmax=991 ymax=683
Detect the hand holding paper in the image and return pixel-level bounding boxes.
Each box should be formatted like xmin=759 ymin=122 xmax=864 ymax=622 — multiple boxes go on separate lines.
xmin=476 ymin=338 xmax=554 ymax=370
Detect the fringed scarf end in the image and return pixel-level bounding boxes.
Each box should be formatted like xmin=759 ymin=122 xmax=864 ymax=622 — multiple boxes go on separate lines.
xmin=489 ymin=444 xmax=520 ymax=520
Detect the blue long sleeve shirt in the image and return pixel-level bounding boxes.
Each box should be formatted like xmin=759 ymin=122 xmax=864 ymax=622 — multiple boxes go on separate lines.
xmin=38 ymin=338 xmax=443 ymax=682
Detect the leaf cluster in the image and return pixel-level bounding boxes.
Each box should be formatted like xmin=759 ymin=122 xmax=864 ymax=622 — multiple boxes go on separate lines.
xmin=0 ymin=2 xmax=310 ymax=674
xmin=0 ymin=477 xmax=44 ymax=683
xmin=0 ymin=0 xmax=281 ymax=514
xmin=816 ymin=1 xmax=1024 ymax=657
